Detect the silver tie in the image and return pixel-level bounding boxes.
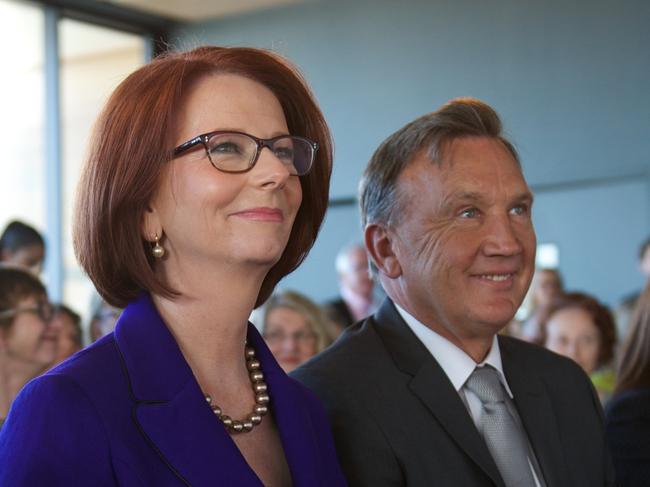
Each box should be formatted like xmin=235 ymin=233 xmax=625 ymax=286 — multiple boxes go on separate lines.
xmin=465 ymin=366 xmax=537 ymax=487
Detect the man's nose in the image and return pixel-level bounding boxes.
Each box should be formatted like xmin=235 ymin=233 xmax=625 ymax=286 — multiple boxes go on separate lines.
xmin=482 ymin=214 xmax=523 ymax=256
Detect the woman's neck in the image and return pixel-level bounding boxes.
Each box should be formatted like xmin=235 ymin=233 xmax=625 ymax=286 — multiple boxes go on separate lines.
xmin=152 ymin=257 xmax=268 ymax=394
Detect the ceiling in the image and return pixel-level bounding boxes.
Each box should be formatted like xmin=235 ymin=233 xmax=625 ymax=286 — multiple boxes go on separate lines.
xmin=107 ymin=0 xmax=306 ymax=22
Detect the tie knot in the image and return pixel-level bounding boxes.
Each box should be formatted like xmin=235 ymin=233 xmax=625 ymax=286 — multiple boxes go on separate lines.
xmin=465 ymin=366 xmax=506 ymax=404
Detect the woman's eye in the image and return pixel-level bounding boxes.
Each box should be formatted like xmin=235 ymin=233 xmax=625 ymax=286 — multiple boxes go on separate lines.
xmin=210 ymin=141 xmax=243 ymax=155
xmin=274 ymin=146 xmax=294 ymax=161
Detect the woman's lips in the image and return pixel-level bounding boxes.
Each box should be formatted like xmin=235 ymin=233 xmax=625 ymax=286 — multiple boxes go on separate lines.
xmin=231 ymin=207 xmax=284 ymax=222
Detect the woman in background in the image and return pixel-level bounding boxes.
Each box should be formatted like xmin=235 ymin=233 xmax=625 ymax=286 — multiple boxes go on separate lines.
xmin=519 ymin=267 xmax=563 ymax=341
xmin=605 ymin=285 xmax=650 ymax=486
xmin=0 ymin=46 xmax=345 ymax=486
xmin=0 ymin=221 xmax=45 ymax=274
xmin=0 ymin=267 xmax=58 ymax=427
xmin=261 ymin=290 xmax=334 ymax=372
xmin=539 ymin=292 xmax=617 ymax=403
xmin=51 ymin=304 xmax=82 ymax=365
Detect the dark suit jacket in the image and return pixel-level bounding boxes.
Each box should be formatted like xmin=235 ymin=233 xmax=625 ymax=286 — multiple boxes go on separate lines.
xmin=292 ymin=298 xmax=616 ymax=487
xmin=0 ymin=292 xmax=346 ymax=486
xmin=605 ymin=388 xmax=650 ymax=487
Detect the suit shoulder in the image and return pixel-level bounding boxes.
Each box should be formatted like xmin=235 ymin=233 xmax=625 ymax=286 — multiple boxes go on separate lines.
xmin=293 ymin=318 xmax=382 ymax=378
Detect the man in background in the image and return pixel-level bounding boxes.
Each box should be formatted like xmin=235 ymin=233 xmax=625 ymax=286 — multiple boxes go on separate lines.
xmin=615 ymin=236 xmax=650 ymax=341
xmin=324 ymin=243 xmax=377 ymax=333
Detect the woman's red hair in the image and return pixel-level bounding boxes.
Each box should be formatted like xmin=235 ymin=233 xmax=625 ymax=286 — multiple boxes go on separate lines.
xmin=73 ymin=46 xmax=332 ymax=308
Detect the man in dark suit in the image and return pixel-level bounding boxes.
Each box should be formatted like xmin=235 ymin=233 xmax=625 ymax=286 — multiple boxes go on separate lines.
xmin=293 ymin=98 xmax=616 ymax=486
xmin=324 ymin=243 xmax=377 ymax=333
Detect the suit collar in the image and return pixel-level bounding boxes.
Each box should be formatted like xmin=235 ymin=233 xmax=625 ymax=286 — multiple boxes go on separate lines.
xmin=114 ymin=292 xmax=326 ymax=486
xmin=372 ymin=299 xmax=506 ymax=487
xmin=499 ymin=337 xmax=570 ymax=487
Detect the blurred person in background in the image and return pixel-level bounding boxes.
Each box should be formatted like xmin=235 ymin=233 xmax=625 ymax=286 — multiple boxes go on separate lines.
xmin=51 ymin=304 xmax=82 ymax=365
xmin=88 ymin=295 xmax=121 ymax=343
xmin=615 ymin=236 xmax=650 ymax=343
xmin=606 ymin=284 xmax=650 ymax=487
xmin=519 ymin=267 xmax=564 ymax=341
xmin=0 ymin=46 xmax=344 ymax=485
xmin=324 ymin=243 xmax=377 ymax=334
xmin=0 ymin=221 xmax=45 ymax=274
xmin=261 ymin=290 xmax=334 ymax=373
xmin=539 ymin=292 xmax=617 ymax=403
xmin=0 ymin=266 xmax=58 ymax=428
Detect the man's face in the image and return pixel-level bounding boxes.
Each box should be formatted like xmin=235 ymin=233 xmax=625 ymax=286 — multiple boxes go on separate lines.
xmin=389 ymin=136 xmax=536 ymax=343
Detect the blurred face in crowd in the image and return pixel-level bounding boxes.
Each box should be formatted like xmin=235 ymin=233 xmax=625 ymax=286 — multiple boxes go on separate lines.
xmin=544 ymin=306 xmax=600 ymax=374
xmin=386 ymin=137 xmax=536 ymax=348
xmin=533 ymin=269 xmax=562 ymax=307
xmin=264 ymin=306 xmax=317 ymax=372
xmin=53 ymin=311 xmax=81 ymax=363
xmin=339 ymin=247 xmax=374 ymax=300
xmin=2 ymin=244 xmax=45 ymax=275
xmin=89 ymin=305 xmax=121 ymax=343
xmin=0 ymin=295 xmax=58 ymax=368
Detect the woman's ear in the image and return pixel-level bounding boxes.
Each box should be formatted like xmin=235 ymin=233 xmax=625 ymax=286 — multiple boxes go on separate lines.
xmin=141 ymin=205 xmax=162 ymax=243
xmin=364 ymin=223 xmax=402 ymax=279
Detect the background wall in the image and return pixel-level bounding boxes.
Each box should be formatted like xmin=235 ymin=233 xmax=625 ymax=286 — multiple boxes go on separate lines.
xmin=174 ymin=0 xmax=650 ymax=306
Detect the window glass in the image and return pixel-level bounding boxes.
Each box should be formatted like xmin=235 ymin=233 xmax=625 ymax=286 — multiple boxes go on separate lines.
xmin=0 ymin=0 xmax=45 ymax=234
xmin=60 ymin=19 xmax=145 ymax=321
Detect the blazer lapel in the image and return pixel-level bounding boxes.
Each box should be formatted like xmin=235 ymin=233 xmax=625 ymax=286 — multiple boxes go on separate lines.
xmin=115 ymin=293 xmax=262 ymax=486
xmin=373 ymin=300 xmax=505 ymax=487
xmin=248 ymin=327 xmax=326 ymax=486
xmin=500 ymin=337 xmax=570 ymax=487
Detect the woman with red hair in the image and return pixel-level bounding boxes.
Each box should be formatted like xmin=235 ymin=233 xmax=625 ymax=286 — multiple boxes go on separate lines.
xmin=0 ymin=46 xmax=345 ymax=486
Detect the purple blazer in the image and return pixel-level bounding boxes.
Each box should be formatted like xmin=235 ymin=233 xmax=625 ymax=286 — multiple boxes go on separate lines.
xmin=0 ymin=293 xmax=346 ymax=486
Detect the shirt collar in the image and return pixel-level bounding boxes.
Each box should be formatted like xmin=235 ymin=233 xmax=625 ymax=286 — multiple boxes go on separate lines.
xmin=394 ymin=302 xmax=514 ymax=398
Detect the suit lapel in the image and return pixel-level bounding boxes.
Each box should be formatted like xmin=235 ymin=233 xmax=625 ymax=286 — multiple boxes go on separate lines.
xmin=115 ymin=292 xmax=263 ymax=486
xmin=373 ymin=300 xmax=505 ymax=487
xmin=248 ymin=327 xmax=326 ymax=486
xmin=500 ymin=337 xmax=570 ymax=487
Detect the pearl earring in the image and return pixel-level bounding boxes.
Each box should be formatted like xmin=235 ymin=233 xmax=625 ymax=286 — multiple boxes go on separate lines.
xmin=152 ymin=234 xmax=165 ymax=259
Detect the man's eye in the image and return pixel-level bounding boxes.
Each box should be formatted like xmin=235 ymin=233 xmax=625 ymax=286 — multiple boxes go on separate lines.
xmin=460 ymin=208 xmax=478 ymax=218
xmin=510 ymin=204 xmax=529 ymax=216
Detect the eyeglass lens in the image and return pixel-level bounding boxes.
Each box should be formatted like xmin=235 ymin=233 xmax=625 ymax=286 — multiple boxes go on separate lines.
xmin=206 ymin=133 xmax=313 ymax=175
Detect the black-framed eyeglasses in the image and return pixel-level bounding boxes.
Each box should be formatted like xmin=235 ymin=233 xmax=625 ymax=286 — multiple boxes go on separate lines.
xmin=0 ymin=300 xmax=54 ymax=323
xmin=173 ymin=130 xmax=318 ymax=176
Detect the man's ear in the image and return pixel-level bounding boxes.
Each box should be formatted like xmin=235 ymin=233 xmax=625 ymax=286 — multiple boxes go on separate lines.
xmin=365 ymin=223 xmax=402 ymax=279
xmin=141 ymin=204 xmax=162 ymax=243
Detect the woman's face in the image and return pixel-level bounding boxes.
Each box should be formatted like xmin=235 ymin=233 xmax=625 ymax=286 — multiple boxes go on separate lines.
xmin=533 ymin=270 xmax=562 ymax=307
xmin=146 ymin=74 xmax=302 ymax=276
xmin=1 ymin=295 xmax=58 ymax=368
xmin=544 ymin=306 xmax=601 ymax=374
xmin=53 ymin=311 xmax=80 ymax=363
xmin=264 ymin=306 xmax=317 ymax=373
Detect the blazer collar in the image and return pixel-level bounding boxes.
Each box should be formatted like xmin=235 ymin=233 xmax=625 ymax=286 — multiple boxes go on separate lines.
xmin=499 ymin=337 xmax=570 ymax=487
xmin=114 ymin=292 xmax=326 ymax=486
xmin=372 ymin=298 xmax=505 ymax=487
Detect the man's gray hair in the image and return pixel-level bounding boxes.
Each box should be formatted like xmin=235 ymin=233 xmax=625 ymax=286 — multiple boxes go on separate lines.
xmin=359 ymin=97 xmax=520 ymax=231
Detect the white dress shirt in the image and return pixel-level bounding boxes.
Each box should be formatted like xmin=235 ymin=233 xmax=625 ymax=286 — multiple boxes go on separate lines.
xmin=395 ymin=303 xmax=543 ymax=487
